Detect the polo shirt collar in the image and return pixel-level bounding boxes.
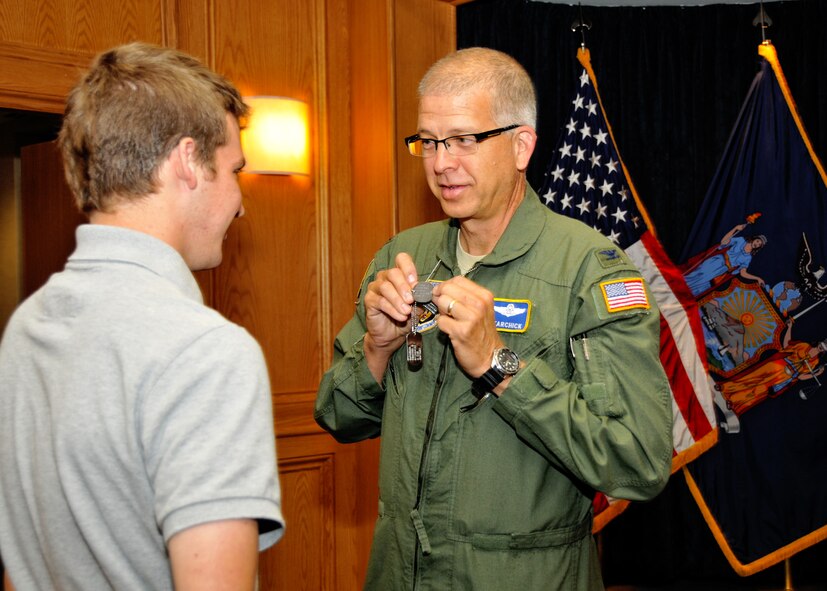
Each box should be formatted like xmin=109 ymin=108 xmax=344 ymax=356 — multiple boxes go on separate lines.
xmin=70 ymin=224 xmax=204 ymax=304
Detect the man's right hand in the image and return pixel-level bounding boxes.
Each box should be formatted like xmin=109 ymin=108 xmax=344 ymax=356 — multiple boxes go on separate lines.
xmin=363 ymin=252 xmax=419 ymax=382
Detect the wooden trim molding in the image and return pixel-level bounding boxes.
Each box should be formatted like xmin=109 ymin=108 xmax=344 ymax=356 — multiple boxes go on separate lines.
xmin=272 ymin=392 xmax=328 ymax=438
xmin=0 ymin=41 xmax=92 ymax=113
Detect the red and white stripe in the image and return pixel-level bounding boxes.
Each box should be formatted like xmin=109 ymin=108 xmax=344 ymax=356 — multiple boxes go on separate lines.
xmin=628 ymin=232 xmax=718 ymax=464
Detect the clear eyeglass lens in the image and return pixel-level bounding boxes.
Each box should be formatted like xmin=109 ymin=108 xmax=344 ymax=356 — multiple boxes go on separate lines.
xmin=447 ymin=136 xmax=478 ymax=155
xmin=419 ymin=139 xmax=436 ymax=155
xmin=410 ymin=135 xmax=479 ymax=157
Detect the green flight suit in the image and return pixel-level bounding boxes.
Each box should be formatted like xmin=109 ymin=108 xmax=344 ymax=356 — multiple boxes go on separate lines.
xmin=315 ymin=187 xmax=672 ymax=590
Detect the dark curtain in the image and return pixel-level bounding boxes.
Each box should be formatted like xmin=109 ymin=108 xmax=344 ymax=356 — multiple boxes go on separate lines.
xmin=457 ymin=0 xmax=827 ymax=587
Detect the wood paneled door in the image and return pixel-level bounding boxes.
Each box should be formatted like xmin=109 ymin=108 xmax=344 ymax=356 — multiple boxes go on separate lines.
xmin=20 ymin=141 xmax=85 ymax=298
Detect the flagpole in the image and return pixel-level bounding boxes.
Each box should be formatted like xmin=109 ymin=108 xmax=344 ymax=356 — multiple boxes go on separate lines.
xmin=784 ymin=557 xmax=793 ymax=590
xmin=792 ymin=298 xmax=824 ymax=320
xmin=570 ymin=1 xmax=591 ymax=50
xmin=569 ymin=4 xmax=602 ymax=554
xmin=753 ymin=0 xmax=772 ymax=44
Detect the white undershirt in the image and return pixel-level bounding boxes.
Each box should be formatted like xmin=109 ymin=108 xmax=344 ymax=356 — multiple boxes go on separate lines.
xmin=456 ymin=236 xmax=486 ymax=276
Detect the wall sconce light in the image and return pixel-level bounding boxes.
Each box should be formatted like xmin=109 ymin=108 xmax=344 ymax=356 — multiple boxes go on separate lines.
xmin=241 ymin=96 xmax=310 ymax=175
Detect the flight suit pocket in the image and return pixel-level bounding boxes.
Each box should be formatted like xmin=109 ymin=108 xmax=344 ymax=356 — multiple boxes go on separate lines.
xmin=581 ymin=382 xmax=625 ymax=418
xmin=450 ymin=517 xmax=600 ymax=591
xmin=569 ymin=332 xmax=625 ymax=418
xmin=377 ymin=358 xmax=406 ymax=516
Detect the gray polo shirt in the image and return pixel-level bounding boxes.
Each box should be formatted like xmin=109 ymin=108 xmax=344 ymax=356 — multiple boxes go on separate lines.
xmin=0 ymin=224 xmax=283 ymax=590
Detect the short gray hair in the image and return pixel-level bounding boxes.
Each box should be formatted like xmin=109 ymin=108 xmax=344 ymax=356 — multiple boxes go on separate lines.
xmin=418 ymin=47 xmax=536 ymax=129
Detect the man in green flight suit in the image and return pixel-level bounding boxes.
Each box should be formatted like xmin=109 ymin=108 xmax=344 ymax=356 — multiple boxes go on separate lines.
xmin=315 ymin=47 xmax=672 ymax=591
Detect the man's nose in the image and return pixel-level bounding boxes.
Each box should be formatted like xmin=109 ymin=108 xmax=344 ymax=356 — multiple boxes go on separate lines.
xmin=432 ymin=141 xmax=458 ymax=171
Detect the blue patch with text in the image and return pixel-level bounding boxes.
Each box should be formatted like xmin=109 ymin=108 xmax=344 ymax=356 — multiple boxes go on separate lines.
xmin=493 ymin=299 xmax=532 ymax=333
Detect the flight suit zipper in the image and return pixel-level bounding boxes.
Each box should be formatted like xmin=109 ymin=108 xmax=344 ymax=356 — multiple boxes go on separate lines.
xmin=412 ymin=259 xmax=478 ymax=589
xmin=411 ymin=256 xmax=451 ymax=591
xmin=411 ymin=341 xmax=450 ymax=590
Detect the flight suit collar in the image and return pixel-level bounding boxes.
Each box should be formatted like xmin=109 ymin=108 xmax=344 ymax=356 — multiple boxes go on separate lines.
xmin=438 ymin=185 xmax=546 ymax=272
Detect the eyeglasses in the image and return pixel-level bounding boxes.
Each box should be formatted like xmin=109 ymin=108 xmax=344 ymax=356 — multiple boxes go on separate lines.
xmin=404 ymin=124 xmax=520 ymax=157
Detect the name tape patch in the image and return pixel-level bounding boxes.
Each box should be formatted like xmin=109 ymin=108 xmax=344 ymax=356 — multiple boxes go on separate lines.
xmin=494 ymin=299 xmax=532 ymax=333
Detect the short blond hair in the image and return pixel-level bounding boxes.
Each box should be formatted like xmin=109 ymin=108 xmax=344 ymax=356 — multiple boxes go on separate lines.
xmin=59 ymin=42 xmax=248 ymax=213
xmin=418 ymin=47 xmax=536 ymax=129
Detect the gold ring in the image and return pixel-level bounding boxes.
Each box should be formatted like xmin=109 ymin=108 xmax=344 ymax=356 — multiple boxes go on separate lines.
xmin=446 ymin=299 xmax=457 ymax=317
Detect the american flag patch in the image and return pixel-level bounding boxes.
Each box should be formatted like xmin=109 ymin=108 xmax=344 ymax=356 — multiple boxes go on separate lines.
xmin=600 ymin=278 xmax=649 ymax=312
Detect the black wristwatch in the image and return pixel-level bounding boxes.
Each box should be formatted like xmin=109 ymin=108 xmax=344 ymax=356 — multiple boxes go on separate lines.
xmin=471 ymin=348 xmax=520 ymax=397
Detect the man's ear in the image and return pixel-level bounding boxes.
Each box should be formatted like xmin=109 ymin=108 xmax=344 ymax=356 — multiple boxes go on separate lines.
xmin=513 ymin=127 xmax=537 ymax=172
xmin=171 ymin=137 xmax=198 ymax=190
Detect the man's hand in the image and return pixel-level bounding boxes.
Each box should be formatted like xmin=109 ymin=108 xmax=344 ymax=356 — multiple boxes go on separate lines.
xmin=433 ymin=276 xmax=503 ymax=379
xmin=363 ymin=252 xmax=419 ymax=382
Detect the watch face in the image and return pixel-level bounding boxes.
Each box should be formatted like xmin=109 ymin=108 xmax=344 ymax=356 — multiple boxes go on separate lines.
xmin=494 ymin=348 xmax=520 ymax=375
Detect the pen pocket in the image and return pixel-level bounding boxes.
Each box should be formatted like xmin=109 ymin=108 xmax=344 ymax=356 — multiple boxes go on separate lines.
xmin=570 ymin=333 xmax=625 ymax=418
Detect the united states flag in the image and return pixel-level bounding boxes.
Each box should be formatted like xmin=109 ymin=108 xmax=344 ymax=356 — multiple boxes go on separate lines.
xmin=602 ymin=278 xmax=649 ymax=312
xmin=538 ymin=47 xmax=719 ymax=531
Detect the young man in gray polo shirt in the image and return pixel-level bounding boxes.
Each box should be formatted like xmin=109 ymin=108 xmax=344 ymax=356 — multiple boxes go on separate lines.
xmin=0 ymin=42 xmax=284 ymax=590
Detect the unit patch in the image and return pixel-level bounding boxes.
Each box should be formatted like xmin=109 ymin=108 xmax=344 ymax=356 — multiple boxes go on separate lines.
xmin=600 ymin=278 xmax=650 ymax=313
xmin=416 ymin=301 xmax=439 ymax=333
xmin=493 ymin=299 xmax=532 ymax=333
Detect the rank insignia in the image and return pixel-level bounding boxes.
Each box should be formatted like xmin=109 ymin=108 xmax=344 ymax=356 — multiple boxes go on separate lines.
xmin=595 ymin=248 xmax=624 ymax=268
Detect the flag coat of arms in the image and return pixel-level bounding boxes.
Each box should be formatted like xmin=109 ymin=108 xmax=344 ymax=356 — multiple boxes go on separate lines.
xmin=538 ymin=47 xmax=718 ymax=530
xmin=680 ymin=42 xmax=827 ymax=575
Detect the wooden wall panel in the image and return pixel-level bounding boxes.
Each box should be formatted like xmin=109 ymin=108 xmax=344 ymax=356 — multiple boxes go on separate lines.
xmin=0 ymin=142 xmax=20 ymax=332
xmin=175 ymin=0 xmax=210 ymax=62
xmin=210 ymin=0 xmax=322 ymax=397
xmin=348 ymin=0 xmax=396 ymax=296
xmin=394 ymin=0 xmax=455 ymax=231
xmin=259 ymin=434 xmax=379 ymax=590
xmin=0 ymin=0 xmax=173 ymax=113
xmin=0 ymin=42 xmax=89 ymax=113
xmin=218 ymin=174 xmax=321 ymax=396
xmin=0 ymin=0 xmax=165 ymax=50
xmin=322 ymin=0 xmax=355 ymax=349
xmin=259 ymin=450 xmax=335 ymax=590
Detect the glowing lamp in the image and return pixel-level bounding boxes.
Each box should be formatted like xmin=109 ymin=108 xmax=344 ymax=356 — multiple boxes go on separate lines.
xmin=241 ymin=96 xmax=310 ymax=175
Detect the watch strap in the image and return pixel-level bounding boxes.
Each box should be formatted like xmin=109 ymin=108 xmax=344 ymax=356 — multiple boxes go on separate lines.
xmin=471 ymin=367 xmax=506 ymax=398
